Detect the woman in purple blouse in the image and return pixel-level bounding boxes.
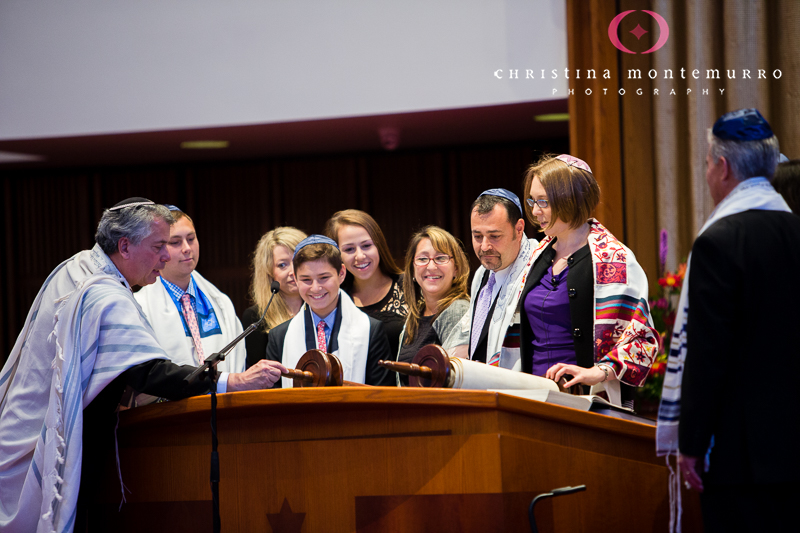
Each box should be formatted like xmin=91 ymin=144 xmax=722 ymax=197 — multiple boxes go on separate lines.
xmin=518 ymin=155 xmax=659 ymax=406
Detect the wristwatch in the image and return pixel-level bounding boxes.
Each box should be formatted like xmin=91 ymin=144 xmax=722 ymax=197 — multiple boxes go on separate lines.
xmin=596 ymin=363 xmax=612 ymax=382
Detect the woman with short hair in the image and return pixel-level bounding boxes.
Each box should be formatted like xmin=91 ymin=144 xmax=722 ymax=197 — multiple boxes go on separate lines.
xmin=520 ymin=154 xmax=659 ymax=406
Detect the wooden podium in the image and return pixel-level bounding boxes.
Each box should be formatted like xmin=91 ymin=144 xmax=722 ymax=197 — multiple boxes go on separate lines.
xmin=96 ymin=387 xmax=699 ymax=532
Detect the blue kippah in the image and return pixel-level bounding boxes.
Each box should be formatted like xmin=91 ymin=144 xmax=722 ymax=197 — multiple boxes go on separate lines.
xmin=478 ymin=188 xmax=523 ymax=217
xmin=712 ymin=108 xmax=773 ymax=141
xmin=293 ymin=234 xmax=339 ymax=259
xmin=163 ymin=204 xmax=182 ymax=212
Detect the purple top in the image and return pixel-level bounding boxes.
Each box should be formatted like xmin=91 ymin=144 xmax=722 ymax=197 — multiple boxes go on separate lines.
xmin=523 ymin=263 xmax=578 ymax=376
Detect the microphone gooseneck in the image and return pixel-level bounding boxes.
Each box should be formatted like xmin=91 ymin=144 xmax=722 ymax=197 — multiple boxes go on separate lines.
xmin=255 ymin=281 xmax=282 ymax=328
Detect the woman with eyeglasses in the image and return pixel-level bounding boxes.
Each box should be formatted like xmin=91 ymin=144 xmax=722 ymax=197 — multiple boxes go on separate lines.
xmin=396 ymin=226 xmax=471 ymax=386
xmin=519 ymin=154 xmax=659 ymax=407
xmin=324 ymin=209 xmax=408 ymax=358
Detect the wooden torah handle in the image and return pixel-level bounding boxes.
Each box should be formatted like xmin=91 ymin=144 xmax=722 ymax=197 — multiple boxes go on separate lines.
xmin=328 ymin=352 xmax=368 ymax=387
xmin=281 ymin=350 xmax=344 ymax=387
xmin=378 ymin=344 xmax=451 ymax=388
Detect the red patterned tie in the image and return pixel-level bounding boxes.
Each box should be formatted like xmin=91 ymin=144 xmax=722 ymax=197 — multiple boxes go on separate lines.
xmin=180 ymin=293 xmax=205 ymax=365
xmin=317 ymin=320 xmax=327 ymax=353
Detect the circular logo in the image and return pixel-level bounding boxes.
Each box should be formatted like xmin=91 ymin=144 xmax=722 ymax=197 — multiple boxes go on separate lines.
xmin=608 ymin=10 xmax=670 ymax=54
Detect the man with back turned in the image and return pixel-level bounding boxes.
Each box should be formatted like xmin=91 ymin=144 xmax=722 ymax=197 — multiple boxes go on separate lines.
xmin=656 ymin=109 xmax=800 ymax=531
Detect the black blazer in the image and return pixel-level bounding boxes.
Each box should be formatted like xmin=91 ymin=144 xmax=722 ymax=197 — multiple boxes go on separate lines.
xmin=241 ymin=304 xmax=270 ymax=369
xmin=264 ymin=299 xmax=393 ymax=387
xmin=679 ymin=210 xmax=800 ymax=485
xmin=518 ymin=241 xmax=594 ymax=374
xmin=518 ymin=240 xmax=635 ymax=402
xmin=79 ymin=359 xmax=217 ymax=530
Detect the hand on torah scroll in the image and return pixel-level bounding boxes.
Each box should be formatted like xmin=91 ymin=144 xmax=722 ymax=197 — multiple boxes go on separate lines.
xmin=227 ymin=359 xmax=287 ymax=391
xmin=545 ymin=363 xmax=608 ymax=388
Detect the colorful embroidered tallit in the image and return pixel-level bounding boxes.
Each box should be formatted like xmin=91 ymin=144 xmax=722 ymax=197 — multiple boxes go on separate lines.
xmin=529 ymin=219 xmax=659 ymax=386
xmin=0 ymin=245 xmax=169 ymax=533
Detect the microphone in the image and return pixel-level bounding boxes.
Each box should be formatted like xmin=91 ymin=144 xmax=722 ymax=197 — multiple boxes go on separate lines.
xmin=184 ymin=280 xmax=282 ymax=385
xmin=255 ymin=281 xmax=282 ymax=328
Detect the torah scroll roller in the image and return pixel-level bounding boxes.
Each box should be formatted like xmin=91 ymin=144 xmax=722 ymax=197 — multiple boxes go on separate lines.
xmin=379 ymin=345 xmax=559 ymax=391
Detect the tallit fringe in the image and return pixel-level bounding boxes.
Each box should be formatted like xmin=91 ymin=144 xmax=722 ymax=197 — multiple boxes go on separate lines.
xmin=115 ymin=411 xmax=131 ymax=511
xmin=666 ymin=453 xmax=683 ymax=533
xmin=42 ymin=298 xmax=69 ymax=531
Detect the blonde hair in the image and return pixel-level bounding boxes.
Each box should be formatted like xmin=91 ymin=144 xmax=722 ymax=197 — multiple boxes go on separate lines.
xmin=323 ymin=209 xmax=402 ymax=277
xmin=522 ymin=154 xmax=600 ymax=231
xmin=249 ymin=226 xmax=307 ymax=331
xmin=402 ymin=226 xmax=470 ymax=345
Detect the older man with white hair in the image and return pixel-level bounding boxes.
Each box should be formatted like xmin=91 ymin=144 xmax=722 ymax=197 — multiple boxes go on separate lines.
xmin=0 ymin=198 xmax=285 ymax=533
xmin=657 ymin=110 xmax=800 ymax=532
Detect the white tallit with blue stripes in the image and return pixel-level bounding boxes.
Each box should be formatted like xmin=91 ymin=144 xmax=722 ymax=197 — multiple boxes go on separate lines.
xmin=0 ymin=244 xmax=169 ymax=533
xmin=655 ymin=178 xmax=790 ymax=454
xmin=654 ymin=178 xmax=790 ymax=533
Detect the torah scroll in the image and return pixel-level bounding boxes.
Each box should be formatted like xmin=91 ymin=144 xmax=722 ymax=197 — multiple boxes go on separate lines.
xmin=380 ymin=345 xmax=558 ymax=391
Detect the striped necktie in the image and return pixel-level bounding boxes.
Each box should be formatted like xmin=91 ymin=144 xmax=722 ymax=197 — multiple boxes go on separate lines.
xmin=180 ymin=293 xmax=205 ymax=365
xmin=317 ymin=320 xmax=327 ymax=353
xmin=470 ymin=271 xmax=496 ymax=358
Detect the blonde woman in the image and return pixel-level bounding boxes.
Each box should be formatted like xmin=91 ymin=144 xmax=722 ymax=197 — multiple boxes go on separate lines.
xmin=241 ymin=226 xmax=307 ymax=368
xmin=397 ymin=226 xmax=470 ymax=386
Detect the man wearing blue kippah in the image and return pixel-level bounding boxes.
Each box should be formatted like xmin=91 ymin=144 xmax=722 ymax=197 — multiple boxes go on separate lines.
xmin=656 ymin=109 xmax=800 ymax=531
xmin=465 ymin=188 xmax=538 ymax=370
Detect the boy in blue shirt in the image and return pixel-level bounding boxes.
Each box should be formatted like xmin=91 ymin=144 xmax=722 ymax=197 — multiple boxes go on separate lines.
xmin=265 ymin=235 xmax=393 ymax=387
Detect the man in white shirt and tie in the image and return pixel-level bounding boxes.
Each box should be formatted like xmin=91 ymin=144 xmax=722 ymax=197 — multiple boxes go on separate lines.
xmin=466 ymin=189 xmax=538 ymax=370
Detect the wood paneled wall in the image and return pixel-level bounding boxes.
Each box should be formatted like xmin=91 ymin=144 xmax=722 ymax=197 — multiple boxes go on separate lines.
xmin=0 ymin=139 xmax=568 ymax=361
xmin=566 ymin=0 xmax=799 ymax=280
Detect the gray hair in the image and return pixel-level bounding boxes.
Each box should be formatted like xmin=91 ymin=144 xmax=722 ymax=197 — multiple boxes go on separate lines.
xmin=95 ymin=204 xmax=175 ymax=255
xmin=707 ymin=128 xmax=780 ymax=181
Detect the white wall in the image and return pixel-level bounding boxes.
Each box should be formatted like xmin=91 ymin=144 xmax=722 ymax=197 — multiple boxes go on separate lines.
xmin=0 ymin=0 xmax=567 ymax=139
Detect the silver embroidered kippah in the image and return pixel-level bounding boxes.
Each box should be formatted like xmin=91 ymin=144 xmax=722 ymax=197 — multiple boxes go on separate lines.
xmin=108 ymin=197 xmax=156 ymax=211
xmin=555 ymin=154 xmax=593 ymax=174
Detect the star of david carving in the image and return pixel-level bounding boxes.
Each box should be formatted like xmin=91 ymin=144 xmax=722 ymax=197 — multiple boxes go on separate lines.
xmin=266 ymin=498 xmax=305 ymax=533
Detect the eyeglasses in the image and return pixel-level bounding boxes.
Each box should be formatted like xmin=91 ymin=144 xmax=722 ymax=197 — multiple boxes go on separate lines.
xmin=526 ymin=198 xmax=549 ymax=209
xmin=414 ymin=255 xmax=452 ymax=266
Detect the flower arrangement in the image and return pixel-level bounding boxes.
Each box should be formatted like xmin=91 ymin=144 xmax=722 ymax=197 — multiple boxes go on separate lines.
xmin=638 ymin=230 xmax=686 ymax=407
